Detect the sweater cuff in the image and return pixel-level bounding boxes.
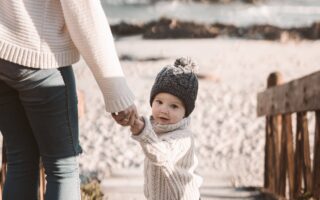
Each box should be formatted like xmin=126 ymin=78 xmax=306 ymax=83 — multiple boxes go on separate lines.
xmin=97 ymin=77 xmax=135 ymax=113
xmin=131 ymin=116 xmax=153 ymax=143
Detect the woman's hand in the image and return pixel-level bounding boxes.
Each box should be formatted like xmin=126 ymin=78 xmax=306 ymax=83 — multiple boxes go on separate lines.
xmin=111 ymin=104 xmax=138 ymax=126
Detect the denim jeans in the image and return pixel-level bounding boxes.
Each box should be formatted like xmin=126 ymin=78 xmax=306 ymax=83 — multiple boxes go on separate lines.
xmin=0 ymin=59 xmax=82 ymax=200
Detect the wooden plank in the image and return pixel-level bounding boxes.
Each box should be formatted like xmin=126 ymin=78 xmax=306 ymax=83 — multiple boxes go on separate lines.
xmin=301 ymin=112 xmax=313 ymax=194
xmin=1 ymin=143 xmax=6 ymax=187
xmin=285 ymin=114 xmax=295 ymax=199
xmin=257 ymin=71 xmax=320 ymax=116
xmin=267 ymin=116 xmax=276 ymax=193
xmin=313 ymin=111 xmax=320 ymax=200
xmin=264 ymin=72 xmax=283 ymax=192
xmin=294 ymin=113 xmax=303 ymax=198
xmin=264 ymin=118 xmax=271 ymax=189
xmin=272 ymin=115 xmax=281 ymax=195
xmin=265 ymin=115 xmax=280 ymax=194
xmin=39 ymin=163 xmax=45 ymax=200
xmin=0 ymin=143 xmax=6 ymax=200
xmin=279 ymin=114 xmax=288 ymax=197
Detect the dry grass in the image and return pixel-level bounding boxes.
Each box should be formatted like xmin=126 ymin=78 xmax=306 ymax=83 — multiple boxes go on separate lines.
xmin=81 ymin=179 xmax=104 ymax=200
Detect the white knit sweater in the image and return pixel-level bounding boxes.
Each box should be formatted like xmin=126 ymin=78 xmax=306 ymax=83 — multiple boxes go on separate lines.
xmin=132 ymin=116 xmax=202 ymax=200
xmin=0 ymin=0 xmax=134 ymax=112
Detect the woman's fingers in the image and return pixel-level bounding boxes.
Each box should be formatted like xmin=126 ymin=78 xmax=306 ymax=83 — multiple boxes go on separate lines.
xmin=111 ymin=105 xmax=138 ymax=126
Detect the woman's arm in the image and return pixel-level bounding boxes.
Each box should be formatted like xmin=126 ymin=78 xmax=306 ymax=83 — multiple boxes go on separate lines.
xmin=60 ymin=0 xmax=134 ymax=113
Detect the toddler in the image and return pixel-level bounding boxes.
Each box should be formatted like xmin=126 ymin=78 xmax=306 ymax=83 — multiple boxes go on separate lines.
xmin=130 ymin=57 xmax=203 ymax=200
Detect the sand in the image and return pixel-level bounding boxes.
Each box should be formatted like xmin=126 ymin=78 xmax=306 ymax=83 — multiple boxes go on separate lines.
xmin=74 ymin=36 xmax=320 ymax=186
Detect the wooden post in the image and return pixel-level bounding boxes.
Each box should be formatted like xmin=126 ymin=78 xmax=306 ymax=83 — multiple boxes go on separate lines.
xmin=313 ymin=111 xmax=320 ymax=199
xmin=265 ymin=116 xmax=270 ymax=189
xmin=39 ymin=161 xmax=45 ymax=200
xmin=279 ymin=114 xmax=295 ymax=198
xmin=264 ymin=72 xmax=283 ymax=193
xmin=294 ymin=112 xmax=312 ymax=198
xmin=301 ymin=112 xmax=312 ymax=194
xmin=0 ymin=142 xmax=6 ymax=200
xmin=286 ymin=114 xmax=295 ymax=199
xmin=273 ymin=114 xmax=282 ymax=195
xmin=265 ymin=116 xmax=274 ymax=191
xmin=279 ymin=114 xmax=288 ymax=196
xmin=295 ymin=112 xmax=304 ymax=197
xmin=1 ymin=143 xmax=6 ymax=187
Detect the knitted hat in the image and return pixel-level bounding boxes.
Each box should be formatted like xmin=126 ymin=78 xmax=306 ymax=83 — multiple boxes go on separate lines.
xmin=150 ymin=57 xmax=199 ymax=117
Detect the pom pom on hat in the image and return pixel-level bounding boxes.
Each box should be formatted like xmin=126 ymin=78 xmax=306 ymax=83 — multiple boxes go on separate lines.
xmin=174 ymin=57 xmax=198 ymax=73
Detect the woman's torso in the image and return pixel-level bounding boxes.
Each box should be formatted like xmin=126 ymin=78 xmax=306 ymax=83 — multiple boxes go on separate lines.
xmin=0 ymin=0 xmax=79 ymax=68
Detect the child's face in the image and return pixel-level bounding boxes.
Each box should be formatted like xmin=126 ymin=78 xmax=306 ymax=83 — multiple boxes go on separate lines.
xmin=151 ymin=93 xmax=186 ymax=125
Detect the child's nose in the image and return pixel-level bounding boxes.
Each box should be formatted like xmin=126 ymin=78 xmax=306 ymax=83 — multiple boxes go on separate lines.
xmin=160 ymin=106 xmax=169 ymax=114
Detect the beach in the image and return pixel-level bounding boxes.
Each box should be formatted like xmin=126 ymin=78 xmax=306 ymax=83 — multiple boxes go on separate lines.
xmin=75 ymin=36 xmax=320 ymax=187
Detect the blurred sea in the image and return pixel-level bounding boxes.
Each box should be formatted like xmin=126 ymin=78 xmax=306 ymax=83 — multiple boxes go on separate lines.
xmin=101 ymin=0 xmax=320 ymax=28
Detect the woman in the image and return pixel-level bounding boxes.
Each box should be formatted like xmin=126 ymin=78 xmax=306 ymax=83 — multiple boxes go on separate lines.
xmin=0 ymin=0 xmax=136 ymax=199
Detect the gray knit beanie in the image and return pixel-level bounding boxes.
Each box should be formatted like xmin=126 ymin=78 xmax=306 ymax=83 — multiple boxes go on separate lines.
xmin=150 ymin=57 xmax=199 ymax=117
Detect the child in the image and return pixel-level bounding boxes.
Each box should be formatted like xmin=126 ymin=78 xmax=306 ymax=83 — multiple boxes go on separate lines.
xmin=130 ymin=57 xmax=203 ymax=200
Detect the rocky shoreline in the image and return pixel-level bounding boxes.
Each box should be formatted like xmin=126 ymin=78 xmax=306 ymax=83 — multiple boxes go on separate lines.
xmin=111 ymin=18 xmax=320 ymax=41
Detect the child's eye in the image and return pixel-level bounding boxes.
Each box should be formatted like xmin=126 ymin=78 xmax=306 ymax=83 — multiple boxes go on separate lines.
xmin=155 ymin=100 xmax=162 ymax=104
xmin=170 ymin=104 xmax=178 ymax=109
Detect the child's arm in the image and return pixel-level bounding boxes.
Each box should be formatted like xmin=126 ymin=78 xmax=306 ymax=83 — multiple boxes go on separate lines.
xmin=130 ymin=117 xmax=145 ymax=135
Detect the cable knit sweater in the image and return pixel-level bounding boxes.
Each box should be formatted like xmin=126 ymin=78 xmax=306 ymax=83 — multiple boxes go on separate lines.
xmin=0 ymin=0 xmax=134 ymax=112
xmin=132 ymin=116 xmax=202 ymax=200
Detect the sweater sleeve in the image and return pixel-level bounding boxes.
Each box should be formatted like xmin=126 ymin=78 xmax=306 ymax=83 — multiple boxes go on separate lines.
xmin=60 ymin=0 xmax=134 ymax=113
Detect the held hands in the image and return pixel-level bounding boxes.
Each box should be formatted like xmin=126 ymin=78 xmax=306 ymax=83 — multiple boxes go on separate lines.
xmin=111 ymin=104 xmax=138 ymax=126
xmin=111 ymin=104 xmax=144 ymax=135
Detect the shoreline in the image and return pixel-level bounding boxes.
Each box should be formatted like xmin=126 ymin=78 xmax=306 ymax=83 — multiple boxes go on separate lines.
xmin=111 ymin=18 xmax=320 ymax=41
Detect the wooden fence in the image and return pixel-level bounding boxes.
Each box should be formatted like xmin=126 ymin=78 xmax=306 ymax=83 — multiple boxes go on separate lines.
xmin=257 ymin=71 xmax=320 ymax=199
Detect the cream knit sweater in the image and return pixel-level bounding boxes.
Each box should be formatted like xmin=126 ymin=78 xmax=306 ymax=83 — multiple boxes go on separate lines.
xmin=0 ymin=0 xmax=134 ymax=112
xmin=132 ymin=116 xmax=202 ymax=200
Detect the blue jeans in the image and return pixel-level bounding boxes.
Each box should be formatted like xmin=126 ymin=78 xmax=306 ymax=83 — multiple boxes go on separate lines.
xmin=0 ymin=59 xmax=82 ymax=200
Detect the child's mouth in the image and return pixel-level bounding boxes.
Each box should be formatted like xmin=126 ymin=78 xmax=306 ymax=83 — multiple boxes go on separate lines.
xmin=159 ymin=117 xmax=169 ymax=122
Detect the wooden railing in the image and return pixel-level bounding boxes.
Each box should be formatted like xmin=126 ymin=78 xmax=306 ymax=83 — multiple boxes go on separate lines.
xmin=257 ymin=71 xmax=320 ymax=199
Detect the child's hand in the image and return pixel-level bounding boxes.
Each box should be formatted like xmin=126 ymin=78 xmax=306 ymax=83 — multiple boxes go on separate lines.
xmin=130 ymin=117 xmax=145 ymax=135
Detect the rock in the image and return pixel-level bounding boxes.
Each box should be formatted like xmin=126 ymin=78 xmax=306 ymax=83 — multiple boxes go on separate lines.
xmin=303 ymin=22 xmax=320 ymax=39
xmin=111 ymin=22 xmax=145 ymax=36
xmin=241 ymin=25 xmax=282 ymax=40
xmin=143 ymin=18 xmax=219 ymax=39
